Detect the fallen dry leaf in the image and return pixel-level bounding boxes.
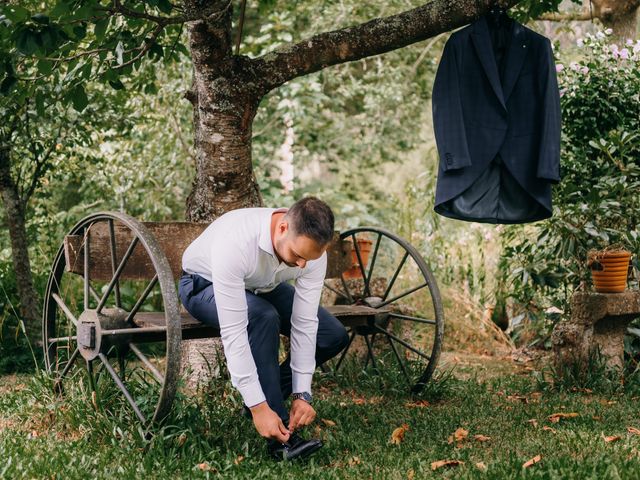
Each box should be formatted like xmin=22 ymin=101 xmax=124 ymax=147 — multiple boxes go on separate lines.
xmin=353 ymin=397 xmax=367 ymax=405
xmin=474 ymin=434 xmax=491 ymax=442
xmin=321 ymin=418 xmax=336 ymax=427
xmin=506 ymin=395 xmax=529 ymax=404
xmin=448 ymin=427 xmax=469 ymax=446
xmin=431 ymin=459 xmax=464 ymax=471
xmin=523 ymin=455 xmax=542 ymax=468
xmin=391 ymin=424 xmax=410 ymax=445
xmin=234 ymin=456 xmax=244 ymax=465
xmin=542 ymin=426 xmax=557 ymax=434
xmin=405 ymin=400 xmax=431 ymax=408
xmin=475 ymin=462 xmax=488 ymax=471
xmin=348 ymin=456 xmax=361 ymax=466
xmin=407 ymin=468 xmax=415 ymax=480
xmin=91 ymin=391 xmax=98 ymax=411
xmin=177 ymin=433 xmax=187 ymax=447
xmin=603 ymin=434 xmax=621 ymax=443
xmin=627 ymin=427 xmax=640 ymax=436
xmin=528 ymin=419 xmax=539 ymax=428
xmin=197 ymin=463 xmax=213 ymax=471
xmin=548 ymin=412 xmax=579 ymax=423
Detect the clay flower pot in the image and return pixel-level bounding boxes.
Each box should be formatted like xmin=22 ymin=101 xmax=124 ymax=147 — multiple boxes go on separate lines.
xmin=343 ymin=237 xmax=373 ymax=279
xmin=588 ymin=249 xmax=632 ymax=294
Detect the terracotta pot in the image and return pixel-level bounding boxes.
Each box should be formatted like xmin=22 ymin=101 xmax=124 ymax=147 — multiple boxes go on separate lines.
xmin=589 ymin=250 xmax=632 ymax=293
xmin=343 ymin=238 xmax=373 ymax=279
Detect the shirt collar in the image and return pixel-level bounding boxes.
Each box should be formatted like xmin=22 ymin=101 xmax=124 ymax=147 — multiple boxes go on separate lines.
xmin=258 ymin=207 xmax=289 ymax=258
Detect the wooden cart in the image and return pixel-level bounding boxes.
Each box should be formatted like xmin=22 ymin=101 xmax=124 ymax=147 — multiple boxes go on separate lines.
xmin=43 ymin=211 xmax=444 ymax=429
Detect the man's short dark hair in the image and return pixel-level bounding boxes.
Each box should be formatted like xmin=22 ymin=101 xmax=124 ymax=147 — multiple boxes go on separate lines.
xmin=285 ymin=197 xmax=335 ymax=246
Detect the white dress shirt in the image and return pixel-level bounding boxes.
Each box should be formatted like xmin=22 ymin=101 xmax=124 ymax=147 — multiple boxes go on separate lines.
xmin=181 ymin=207 xmax=327 ymax=407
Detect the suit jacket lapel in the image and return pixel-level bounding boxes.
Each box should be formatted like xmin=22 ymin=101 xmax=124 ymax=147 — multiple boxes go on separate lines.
xmin=471 ymin=16 xmax=506 ymax=111
xmin=501 ymin=21 xmax=529 ymax=103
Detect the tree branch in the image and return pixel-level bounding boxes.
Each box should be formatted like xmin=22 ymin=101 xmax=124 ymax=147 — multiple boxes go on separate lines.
xmin=251 ymin=0 xmax=521 ymax=93
xmin=537 ymin=11 xmax=592 ymax=22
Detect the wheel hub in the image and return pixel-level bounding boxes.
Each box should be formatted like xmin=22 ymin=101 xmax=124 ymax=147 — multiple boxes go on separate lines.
xmin=77 ymin=307 xmax=131 ymax=360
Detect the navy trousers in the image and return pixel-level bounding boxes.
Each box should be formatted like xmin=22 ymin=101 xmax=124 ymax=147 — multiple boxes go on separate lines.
xmin=178 ymin=273 xmax=349 ymax=422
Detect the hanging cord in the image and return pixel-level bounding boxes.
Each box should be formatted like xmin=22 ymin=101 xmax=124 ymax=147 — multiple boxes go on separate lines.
xmin=235 ymin=0 xmax=247 ymax=55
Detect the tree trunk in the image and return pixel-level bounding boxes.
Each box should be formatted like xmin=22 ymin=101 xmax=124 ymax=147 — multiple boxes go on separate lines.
xmin=180 ymin=1 xmax=265 ymax=387
xmin=0 ymin=146 xmax=41 ymax=345
xmin=590 ymin=0 xmax=639 ymax=41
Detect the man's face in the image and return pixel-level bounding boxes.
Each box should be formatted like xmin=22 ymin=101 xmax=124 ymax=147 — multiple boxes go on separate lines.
xmin=274 ymin=222 xmax=327 ymax=268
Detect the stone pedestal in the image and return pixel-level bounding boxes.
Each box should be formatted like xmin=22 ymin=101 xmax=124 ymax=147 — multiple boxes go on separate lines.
xmin=552 ymin=290 xmax=640 ymax=372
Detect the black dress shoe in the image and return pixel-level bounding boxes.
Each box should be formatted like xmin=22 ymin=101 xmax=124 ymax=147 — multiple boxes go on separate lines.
xmin=267 ymin=432 xmax=323 ymax=461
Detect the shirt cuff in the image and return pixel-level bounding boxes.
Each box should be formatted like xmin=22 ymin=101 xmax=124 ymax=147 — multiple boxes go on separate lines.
xmin=238 ymin=380 xmax=266 ymax=408
xmin=292 ymin=372 xmax=313 ymax=394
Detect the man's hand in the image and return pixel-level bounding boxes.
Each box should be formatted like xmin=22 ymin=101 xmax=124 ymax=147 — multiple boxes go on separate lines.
xmin=250 ymin=402 xmax=290 ymax=443
xmin=288 ymin=399 xmax=316 ymax=432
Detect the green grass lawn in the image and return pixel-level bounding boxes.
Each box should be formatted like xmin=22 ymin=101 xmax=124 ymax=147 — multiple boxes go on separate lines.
xmin=2 ymin=355 xmax=640 ymax=479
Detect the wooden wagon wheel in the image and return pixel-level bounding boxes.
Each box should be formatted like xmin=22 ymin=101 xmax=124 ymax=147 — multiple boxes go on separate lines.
xmin=42 ymin=211 xmax=182 ymax=428
xmin=323 ymin=227 xmax=444 ymax=394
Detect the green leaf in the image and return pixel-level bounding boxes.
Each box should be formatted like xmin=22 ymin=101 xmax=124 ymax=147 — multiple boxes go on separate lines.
xmin=35 ymin=91 xmax=45 ymax=116
xmin=94 ymin=18 xmax=108 ymax=40
xmin=108 ymin=79 xmax=125 ymax=90
xmin=16 ymin=29 xmax=39 ymax=55
xmin=0 ymin=75 xmax=17 ymax=95
xmin=37 ymin=60 xmax=53 ymax=75
xmin=73 ymin=24 xmax=87 ymax=40
xmin=2 ymin=5 xmax=30 ymax=23
xmin=157 ymin=0 xmax=173 ymax=14
xmin=69 ymin=84 xmax=88 ymax=111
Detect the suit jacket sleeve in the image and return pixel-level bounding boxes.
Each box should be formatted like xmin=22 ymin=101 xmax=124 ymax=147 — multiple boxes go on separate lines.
xmin=432 ymin=38 xmax=472 ymax=171
xmin=536 ymin=39 xmax=562 ymax=184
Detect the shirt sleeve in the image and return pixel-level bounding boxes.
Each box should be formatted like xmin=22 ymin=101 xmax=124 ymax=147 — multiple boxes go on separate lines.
xmin=290 ymin=252 xmax=327 ymax=394
xmin=209 ymin=239 xmax=266 ymax=408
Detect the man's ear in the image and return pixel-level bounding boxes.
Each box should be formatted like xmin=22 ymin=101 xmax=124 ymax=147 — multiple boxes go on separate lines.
xmin=279 ymin=220 xmax=288 ymax=234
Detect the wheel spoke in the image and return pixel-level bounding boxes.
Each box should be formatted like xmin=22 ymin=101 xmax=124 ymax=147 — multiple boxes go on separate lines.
xmin=98 ymin=353 xmax=147 ymax=424
xmin=97 ymin=236 xmax=139 ymax=314
xmin=125 ymin=275 xmax=158 ymax=324
xmin=365 ymin=233 xmax=382 ymax=290
xmin=56 ymin=347 xmax=80 ymax=381
xmin=382 ymin=251 xmax=409 ymax=301
xmin=363 ymin=334 xmax=378 ymax=370
xmin=339 ymin=274 xmax=354 ymax=304
xmin=389 ymin=313 xmax=437 ymax=325
xmin=87 ymin=359 xmax=97 ymax=393
xmin=52 ymin=293 xmax=78 ymax=327
xmin=334 ymin=329 xmax=357 ymax=371
xmin=108 ymin=219 xmax=122 ymax=308
xmin=48 ymin=335 xmax=77 ymax=344
xmin=130 ymin=343 xmax=164 ymax=384
xmin=351 ymin=234 xmax=369 ymax=297
xmin=378 ymin=282 xmax=428 ymax=309
xmin=374 ymin=325 xmax=430 ymax=360
xmin=385 ymin=333 xmax=411 ymax=385
xmin=323 ymin=281 xmax=349 ymax=300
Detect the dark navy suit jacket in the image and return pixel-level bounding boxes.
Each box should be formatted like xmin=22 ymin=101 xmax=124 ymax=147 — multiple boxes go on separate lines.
xmin=432 ymin=17 xmax=561 ymax=224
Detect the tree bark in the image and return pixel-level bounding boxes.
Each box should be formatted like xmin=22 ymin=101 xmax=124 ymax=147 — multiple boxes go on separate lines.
xmin=539 ymin=0 xmax=639 ymax=41
xmin=0 ymin=146 xmax=41 ymax=345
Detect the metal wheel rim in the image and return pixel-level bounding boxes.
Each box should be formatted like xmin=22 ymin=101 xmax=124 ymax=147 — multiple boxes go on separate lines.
xmin=334 ymin=226 xmax=444 ymax=392
xmin=42 ymin=211 xmax=182 ymax=427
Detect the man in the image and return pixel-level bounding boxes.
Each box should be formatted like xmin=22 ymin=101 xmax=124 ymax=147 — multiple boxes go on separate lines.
xmin=178 ymin=197 xmax=349 ymax=461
